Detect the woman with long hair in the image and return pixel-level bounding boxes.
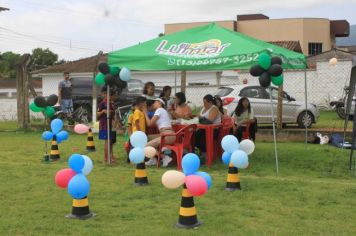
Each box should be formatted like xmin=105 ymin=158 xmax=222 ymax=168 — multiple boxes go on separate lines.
xmin=142 ymin=81 xmax=156 ymax=118
xmin=169 ymin=92 xmax=192 ymax=120
xmin=159 ymin=85 xmax=173 ymax=109
xmin=214 ymin=95 xmax=228 ymax=116
xmin=232 ymin=97 xmax=256 ymax=141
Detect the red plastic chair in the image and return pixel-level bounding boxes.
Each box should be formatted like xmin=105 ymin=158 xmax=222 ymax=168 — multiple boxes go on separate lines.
xmin=157 ymin=124 xmax=197 ymax=170
xmin=242 ymin=124 xmax=250 ymax=140
xmin=217 ymin=117 xmax=234 ymax=157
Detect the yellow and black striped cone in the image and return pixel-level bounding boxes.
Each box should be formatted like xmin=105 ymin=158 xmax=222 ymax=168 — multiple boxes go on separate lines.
xmin=50 ymin=135 xmax=60 ymax=160
xmin=65 ymin=196 xmax=95 ymax=220
xmin=176 ymin=184 xmax=201 ymax=228
xmin=225 ymin=163 xmax=241 ymax=191
xmin=134 ymin=162 xmax=149 ymax=186
xmin=86 ymin=128 xmax=95 ymax=152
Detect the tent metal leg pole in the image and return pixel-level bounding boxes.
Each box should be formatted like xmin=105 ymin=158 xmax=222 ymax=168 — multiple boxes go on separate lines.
xmin=269 ymin=87 xmax=279 ymax=176
xmin=304 ymin=70 xmax=308 ymax=148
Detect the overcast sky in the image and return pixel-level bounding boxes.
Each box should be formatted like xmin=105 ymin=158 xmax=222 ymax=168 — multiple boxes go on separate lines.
xmin=1 ymin=0 xmax=355 ymax=61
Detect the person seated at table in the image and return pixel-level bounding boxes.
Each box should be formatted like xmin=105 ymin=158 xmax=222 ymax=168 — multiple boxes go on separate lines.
xmin=142 ymin=81 xmax=156 ymax=119
xmin=214 ymin=95 xmax=228 ymax=117
xmin=143 ymin=98 xmax=175 ymax=167
xmin=232 ymin=97 xmax=256 ymax=141
xmin=169 ymin=92 xmax=192 ymax=120
xmin=195 ymin=94 xmax=221 ymax=158
xmin=159 ymin=85 xmax=174 ymax=109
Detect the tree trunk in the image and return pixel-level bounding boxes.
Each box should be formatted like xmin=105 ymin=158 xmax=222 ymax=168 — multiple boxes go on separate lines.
xmin=181 ymin=71 xmax=187 ymax=93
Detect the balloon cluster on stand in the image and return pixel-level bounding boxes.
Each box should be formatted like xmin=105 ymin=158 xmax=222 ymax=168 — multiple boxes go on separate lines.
xmin=249 ymin=52 xmax=284 ymax=87
xmin=221 ymin=135 xmax=255 ymax=169
xmin=30 ymin=94 xmax=59 ymax=118
xmin=95 ymin=62 xmax=131 ymax=88
xmin=42 ymin=119 xmax=69 ymax=144
xmin=128 ymin=131 xmax=149 ymax=164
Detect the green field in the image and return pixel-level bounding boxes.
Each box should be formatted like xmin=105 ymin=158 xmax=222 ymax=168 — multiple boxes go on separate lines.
xmin=1 ymin=129 xmax=356 ymax=235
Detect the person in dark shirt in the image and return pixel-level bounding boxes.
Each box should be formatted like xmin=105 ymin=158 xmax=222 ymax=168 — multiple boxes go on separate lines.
xmin=58 ymin=71 xmax=73 ymax=115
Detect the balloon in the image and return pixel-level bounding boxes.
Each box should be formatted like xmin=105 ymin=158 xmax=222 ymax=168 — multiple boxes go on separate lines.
xmin=182 ymin=153 xmax=200 ymax=176
xmin=109 ymin=66 xmax=120 ymax=76
xmin=249 ymin=64 xmax=265 ymax=77
xmin=98 ymin=62 xmax=110 ymax=74
xmin=46 ymin=94 xmax=58 ymax=106
xmin=44 ymin=106 xmax=55 ymax=118
xmin=194 ymin=171 xmax=212 ymax=189
xmin=67 ymin=173 xmax=90 ymax=199
xmin=267 ymin=64 xmax=283 ymax=77
xmin=104 ymin=74 xmax=115 ymax=86
xmin=55 ymin=168 xmax=76 ymax=188
xmin=221 ymin=135 xmax=239 ymax=153
xmin=271 ymin=56 xmax=282 ymax=65
xmin=130 ymin=131 xmax=147 ymax=148
xmin=129 ymin=147 xmax=145 ymax=164
xmin=258 ymin=52 xmax=271 ymax=70
xmin=329 ymin=57 xmax=338 ymax=66
xmin=81 ymin=155 xmax=93 ymax=175
xmin=42 ymin=131 xmax=53 ymax=141
xmin=34 ymin=96 xmax=47 ymax=108
xmin=114 ymin=75 xmax=128 ymax=89
xmin=95 ymin=73 xmax=105 ymax=86
xmin=68 ymin=154 xmax=85 ymax=173
xmin=29 ymin=102 xmax=44 ymax=112
xmin=51 ymin=118 xmax=63 ymax=134
xmin=119 ymin=67 xmax=131 ymax=82
xmin=231 ymin=150 xmax=249 ymax=169
xmin=144 ymin=146 xmax=157 ymax=159
xmin=222 ymin=151 xmax=232 ymax=165
xmin=56 ymin=130 xmax=69 ymax=143
xmin=185 ymin=175 xmax=208 ymax=197
xmin=271 ymin=75 xmax=284 ymax=86
xmin=259 ymin=72 xmax=271 ymax=88
xmin=161 ymin=170 xmax=185 ymax=189
xmin=74 ymin=124 xmax=89 ymax=134
xmin=239 ymin=139 xmax=255 ymax=155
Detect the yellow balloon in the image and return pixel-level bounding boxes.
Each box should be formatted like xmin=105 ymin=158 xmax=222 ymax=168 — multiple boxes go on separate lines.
xmin=144 ymin=146 xmax=157 ymax=158
xmin=162 ymin=170 xmax=185 ymax=189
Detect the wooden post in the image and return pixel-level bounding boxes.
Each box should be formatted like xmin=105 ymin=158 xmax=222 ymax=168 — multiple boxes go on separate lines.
xmin=181 ymin=71 xmax=186 ymax=93
xmin=16 ymin=54 xmax=31 ymax=129
xmin=277 ymin=85 xmax=283 ymax=130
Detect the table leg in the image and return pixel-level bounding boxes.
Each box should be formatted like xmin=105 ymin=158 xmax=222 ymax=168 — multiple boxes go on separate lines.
xmin=206 ymin=127 xmax=214 ymax=167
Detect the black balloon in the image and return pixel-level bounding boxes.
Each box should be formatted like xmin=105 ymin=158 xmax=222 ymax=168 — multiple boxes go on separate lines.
xmin=34 ymin=96 xmax=47 ymax=108
xmin=46 ymin=94 xmax=58 ymax=106
xmin=271 ymin=56 xmax=282 ymax=65
xmin=268 ymin=64 xmax=283 ymax=77
xmin=114 ymin=77 xmax=127 ymax=89
xmin=249 ymin=64 xmax=265 ymax=77
xmin=98 ymin=62 xmax=110 ymax=74
xmin=259 ymin=72 xmax=271 ymax=88
xmin=104 ymin=74 xmax=115 ymax=86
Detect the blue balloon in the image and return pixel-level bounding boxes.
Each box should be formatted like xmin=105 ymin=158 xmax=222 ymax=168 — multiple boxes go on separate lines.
xmin=221 ymin=135 xmax=239 ymax=153
xmin=231 ymin=150 xmax=249 ymax=169
xmin=68 ymin=154 xmax=85 ymax=173
xmin=119 ymin=67 xmax=131 ymax=82
xmin=182 ymin=153 xmax=200 ymax=175
xmin=51 ymin=118 xmax=63 ymax=134
xmin=81 ymin=155 xmax=93 ymax=175
xmin=222 ymin=151 xmax=232 ymax=165
xmin=67 ymin=174 xmax=90 ymax=199
xmin=129 ymin=147 xmax=145 ymax=164
xmin=42 ymin=131 xmax=53 ymax=141
xmin=130 ymin=131 xmax=147 ymax=148
xmin=194 ymin=171 xmax=212 ymax=189
xmin=56 ymin=130 xmax=68 ymax=143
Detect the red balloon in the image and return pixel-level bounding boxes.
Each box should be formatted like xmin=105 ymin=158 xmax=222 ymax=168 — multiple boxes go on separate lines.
xmin=55 ymin=168 xmax=76 ymax=189
xmin=185 ymin=175 xmax=208 ymax=197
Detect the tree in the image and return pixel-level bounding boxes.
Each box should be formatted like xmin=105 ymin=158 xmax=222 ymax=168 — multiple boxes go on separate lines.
xmin=30 ymin=48 xmax=58 ymax=70
xmin=0 ymin=51 xmax=21 ymax=78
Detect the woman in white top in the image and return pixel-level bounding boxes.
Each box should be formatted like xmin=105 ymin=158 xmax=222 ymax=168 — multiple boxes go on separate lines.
xmin=232 ymin=97 xmax=256 ymax=141
xmin=195 ymin=94 xmax=221 ymax=156
xmin=144 ymin=98 xmax=175 ymax=166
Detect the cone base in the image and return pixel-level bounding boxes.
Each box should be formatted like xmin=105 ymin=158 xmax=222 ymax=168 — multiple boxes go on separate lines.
xmin=176 ymin=221 xmax=202 ymax=229
xmin=134 ymin=182 xmax=149 ymax=186
xmin=86 ymin=148 xmax=96 ymax=152
xmin=65 ymin=212 xmax=96 ymax=220
xmin=225 ymin=187 xmax=241 ymax=191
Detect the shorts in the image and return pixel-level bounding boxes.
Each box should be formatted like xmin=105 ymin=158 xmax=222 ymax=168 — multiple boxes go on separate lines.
xmin=99 ymin=130 xmax=117 ymax=144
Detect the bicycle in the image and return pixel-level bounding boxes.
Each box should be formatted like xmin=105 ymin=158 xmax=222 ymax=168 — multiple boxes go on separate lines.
xmin=53 ymin=105 xmax=89 ymax=124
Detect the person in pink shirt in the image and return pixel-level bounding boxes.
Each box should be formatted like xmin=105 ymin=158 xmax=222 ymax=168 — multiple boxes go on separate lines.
xmin=169 ymin=92 xmax=192 ymax=120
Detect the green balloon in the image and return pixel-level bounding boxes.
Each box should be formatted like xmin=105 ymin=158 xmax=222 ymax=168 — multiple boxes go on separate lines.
xmin=95 ymin=73 xmax=105 ymax=86
xmin=109 ymin=66 xmax=120 ymax=76
xmin=29 ymin=102 xmax=44 ymax=112
xmin=271 ymin=75 xmax=284 ymax=86
xmin=44 ymin=106 xmax=55 ymax=118
xmin=258 ymin=52 xmax=271 ymax=70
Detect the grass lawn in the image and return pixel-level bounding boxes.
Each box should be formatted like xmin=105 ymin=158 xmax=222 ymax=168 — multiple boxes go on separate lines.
xmin=1 ymin=130 xmax=356 ymax=235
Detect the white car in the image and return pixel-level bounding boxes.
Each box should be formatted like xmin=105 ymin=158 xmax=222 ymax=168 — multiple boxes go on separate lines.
xmin=215 ymin=85 xmax=320 ymax=128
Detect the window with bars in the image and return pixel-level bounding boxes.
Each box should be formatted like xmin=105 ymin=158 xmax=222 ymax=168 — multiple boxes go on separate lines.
xmin=308 ymin=42 xmax=323 ymax=56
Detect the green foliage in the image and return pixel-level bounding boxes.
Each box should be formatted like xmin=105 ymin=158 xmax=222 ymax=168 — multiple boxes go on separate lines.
xmin=30 ymin=48 xmax=58 ymax=70
xmin=0 ymin=51 xmax=21 ymax=78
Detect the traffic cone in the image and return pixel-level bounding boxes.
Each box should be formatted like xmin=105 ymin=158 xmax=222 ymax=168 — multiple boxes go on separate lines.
xmin=225 ymin=162 xmax=241 ymax=191
xmin=50 ymin=135 xmax=60 ymax=161
xmin=134 ymin=162 xmax=149 ymax=186
xmin=176 ymin=184 xmax=201 ymax=229
xmin=86 ymin=128 xmax=95 ymax=152
xmin=65 ymin=196 xmax=95 ymax=219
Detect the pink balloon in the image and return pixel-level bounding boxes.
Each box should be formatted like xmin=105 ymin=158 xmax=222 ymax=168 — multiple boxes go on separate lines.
xmin=185 ymin=175 xmax=208 ymax=197
xmin=74 ymin=124 xmax=89 ymax=134
xmin=55 ymin=168 xmax=76 ymax=188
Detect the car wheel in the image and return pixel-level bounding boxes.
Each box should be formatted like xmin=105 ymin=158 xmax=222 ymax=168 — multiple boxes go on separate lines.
xmin=75 ymin=105 xmax=92 ymax=124
xmin=297 ymin=111 xmax=314 ymax=128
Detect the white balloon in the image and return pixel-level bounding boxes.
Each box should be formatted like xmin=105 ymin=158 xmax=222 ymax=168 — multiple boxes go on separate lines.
xmin=81 ymin=155 xmax=93 ymax=175
xmin=144 ymin=146 xmax=157 ymax=158
xmin=329 ymin=57 xmax=338 ymax=66
xmin=239 ymin=139 xmax=255 ymax=155
xmin=161 ymin=170 xmax=185 ymax=189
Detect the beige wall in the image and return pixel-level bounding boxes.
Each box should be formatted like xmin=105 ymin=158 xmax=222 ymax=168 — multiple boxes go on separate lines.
xmin=165 ymin=21 xmax=235 ymax=35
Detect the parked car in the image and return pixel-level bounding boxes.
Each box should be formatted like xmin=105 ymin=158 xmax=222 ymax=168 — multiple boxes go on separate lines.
xmin=214 ymin=85 xmax=320 ymax=128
